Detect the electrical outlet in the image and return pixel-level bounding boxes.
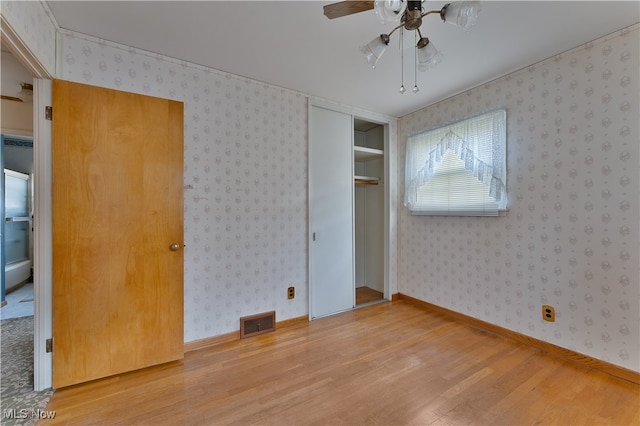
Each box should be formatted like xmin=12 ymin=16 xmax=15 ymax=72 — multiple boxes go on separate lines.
xmin=542 ymin=305 xmax=555 ymax=322
xmin=287 ymin=286 xmax=295 ymax=300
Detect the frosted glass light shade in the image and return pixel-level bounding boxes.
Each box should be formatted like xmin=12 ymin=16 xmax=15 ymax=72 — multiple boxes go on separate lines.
xmin=16 ymin=82 xmax=33 ymax=103
xmin=374 ymin=0 xmax=407 ymax=24
xmin=443 ymin=1 xmax=482 ymax=31
xmin=360 ymin=35 xmax=389 ymax=68
xmin=417 ymin=42 xmax=443 ymax=71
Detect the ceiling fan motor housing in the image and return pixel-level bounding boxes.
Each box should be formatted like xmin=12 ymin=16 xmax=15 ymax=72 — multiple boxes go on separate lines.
xmin=404 ymin=1 xmax=423 ymax=30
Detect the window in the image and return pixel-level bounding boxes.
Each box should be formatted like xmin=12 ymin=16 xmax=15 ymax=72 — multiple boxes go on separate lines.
xmin=404 ymin=109 xmax=507 ymax=216
xmin=4 ymin=169 xmax=31 ymax=263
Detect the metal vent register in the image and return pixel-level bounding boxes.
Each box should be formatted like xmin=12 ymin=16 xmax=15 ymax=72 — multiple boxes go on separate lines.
xmin=240 ymin=311 xmax=276 ymax=338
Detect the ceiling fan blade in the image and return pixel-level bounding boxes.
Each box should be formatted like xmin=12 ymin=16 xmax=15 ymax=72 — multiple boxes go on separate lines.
xmin=323 ymin=1 xmax=374 ymax=19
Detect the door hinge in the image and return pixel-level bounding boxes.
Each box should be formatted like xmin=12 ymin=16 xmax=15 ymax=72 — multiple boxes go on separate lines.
xmin=46 ymin=338 xmax=53 ymax=353
xmin=45 ymin=106 xmax=53 ymax=120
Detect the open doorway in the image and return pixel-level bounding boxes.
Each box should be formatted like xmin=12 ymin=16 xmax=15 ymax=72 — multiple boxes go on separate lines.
xmin=2 ymin=18 xmax=55 ymax=392
xmin=2 ymin=156 xmax=34 ymax=319
xmin=2 ymin=47 xmax=35 ymax=310
xmin=1 ymin=46 xmax=35 ymax=314
xmin=1 ymin=44 xmax=41 ymax=407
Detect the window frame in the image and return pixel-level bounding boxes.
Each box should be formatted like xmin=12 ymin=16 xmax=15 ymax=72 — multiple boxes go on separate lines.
xmin=404 ymin=109 xmax=508 ymax=216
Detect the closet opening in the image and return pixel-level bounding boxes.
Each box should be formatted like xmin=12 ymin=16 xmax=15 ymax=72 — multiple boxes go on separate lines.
xmin=354 ymin=119 xmax=385 ymax=307
xmin=309 ymin=101 xmax=394 ymax=319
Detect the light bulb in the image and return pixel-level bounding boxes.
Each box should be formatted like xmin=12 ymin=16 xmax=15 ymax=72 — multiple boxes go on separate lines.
xmin=399 ymin=85 xmax=406 ymax=94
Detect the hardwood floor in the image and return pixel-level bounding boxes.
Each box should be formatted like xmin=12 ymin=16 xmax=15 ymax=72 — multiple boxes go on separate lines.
xmin=43 ymin=301 xmax=639 ymax=425
xmin=356 ymin=286 xmax=384 ymax=305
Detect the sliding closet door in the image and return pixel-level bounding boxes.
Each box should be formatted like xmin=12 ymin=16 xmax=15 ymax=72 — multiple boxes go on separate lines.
xmin=309 ymin=104 xmax=354 ymax=318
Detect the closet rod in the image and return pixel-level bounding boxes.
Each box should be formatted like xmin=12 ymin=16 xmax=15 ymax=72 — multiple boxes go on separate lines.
xmin=354 ymin=179 xmax=383 ymax=186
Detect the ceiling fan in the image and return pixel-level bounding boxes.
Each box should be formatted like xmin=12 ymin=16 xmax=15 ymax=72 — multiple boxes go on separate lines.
xmin=323 ymin=0 xmax=482 ymax=93
xmin=323 ymin=0 xmax=478 ymax=31
xmin=323 ymin=1 xmax=375 ymax=20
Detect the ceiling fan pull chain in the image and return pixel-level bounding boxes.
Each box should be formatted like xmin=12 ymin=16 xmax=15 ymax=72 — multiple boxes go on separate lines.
xmin=399 ymin=28 xmax=406 ymax=94
xmin=413 ymin=31 xmax=420 ymax=93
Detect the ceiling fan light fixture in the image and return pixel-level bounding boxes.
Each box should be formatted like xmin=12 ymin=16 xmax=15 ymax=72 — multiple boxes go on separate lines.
xmin=374 ymin=0 xmax=407 ymax=24
xmin=403 ymin=8 xmax=423 ymax=30
xmin=417 ymin=38 xmax=443 ymax=71
xmin=360 ymin=34 xmax=391 ymax=68
xmin=331 ymin=0 xmax=481 ymax=91
xmin=441 ymin=1 xmax=482 ymax=31
xmin=16 ymin=82 xmax=33 ymax=103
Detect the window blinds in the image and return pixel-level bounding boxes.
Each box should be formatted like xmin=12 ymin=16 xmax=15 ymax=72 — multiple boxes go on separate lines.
xmin=404 ymin=109 xmax=507 ymax=216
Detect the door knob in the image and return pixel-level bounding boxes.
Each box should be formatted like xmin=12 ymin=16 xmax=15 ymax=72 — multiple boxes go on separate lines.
xmin=169 ymin=243 xmax=181 ymax=251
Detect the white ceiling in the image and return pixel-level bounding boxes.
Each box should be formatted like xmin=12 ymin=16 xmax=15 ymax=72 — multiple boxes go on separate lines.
xmin=43 ymin=1 xmax=640 ymax=117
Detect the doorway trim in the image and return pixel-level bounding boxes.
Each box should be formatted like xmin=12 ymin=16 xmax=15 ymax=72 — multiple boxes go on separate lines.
xmin=32 ymin=78 xmax=53 ymax=391
xmin=2 ymin=15 xmax=55 ymax=391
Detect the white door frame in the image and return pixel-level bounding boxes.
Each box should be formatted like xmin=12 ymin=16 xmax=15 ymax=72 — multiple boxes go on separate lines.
xmin=2 ymin=16 xmax=55 ymax=391
xmin=32 ymin=78 xmax=53 ymax=391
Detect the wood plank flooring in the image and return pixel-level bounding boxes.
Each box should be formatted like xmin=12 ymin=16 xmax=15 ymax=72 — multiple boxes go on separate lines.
xmin=43 ymin=301 xmax=639 ymax=425
xmin=355 ymin=286 xmax=384 ymax=305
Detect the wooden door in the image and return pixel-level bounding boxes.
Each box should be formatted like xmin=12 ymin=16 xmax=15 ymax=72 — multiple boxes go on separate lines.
xmin=52 ymin=80 xmax=184 ymax=388
xmin=308 ymin=105 xmax=354 ymax=318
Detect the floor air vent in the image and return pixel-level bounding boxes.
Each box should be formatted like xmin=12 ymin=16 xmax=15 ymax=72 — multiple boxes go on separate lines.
xmin=240 ymin=311 xmax=276 ymax=338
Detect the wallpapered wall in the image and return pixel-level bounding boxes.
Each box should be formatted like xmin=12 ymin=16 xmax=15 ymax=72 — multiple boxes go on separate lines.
xmin=3 ymin=0 xmax=637 ymax=372
xmin=57 ymin=30 xmax=309 ymax=342
xmin=1 ymin=1 xmax=57 ymax=76
xmin=397 ymin=25 xmax=639 ymax=371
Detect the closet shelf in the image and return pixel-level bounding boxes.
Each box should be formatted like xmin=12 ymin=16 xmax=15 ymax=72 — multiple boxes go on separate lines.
xmin=354 ymin=146 xmax=384 ymax=162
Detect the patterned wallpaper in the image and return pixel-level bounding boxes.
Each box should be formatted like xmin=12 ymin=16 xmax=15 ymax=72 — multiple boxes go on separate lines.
xmin=0 ymin=1 xmax=57 ymax=76
xmin=57 ymin=30 xmax=309 ymax=342
xmin=5 ymin=0 xmax=637 ymax=372
xmin=397 ymin=25 xmax=639 ymax=371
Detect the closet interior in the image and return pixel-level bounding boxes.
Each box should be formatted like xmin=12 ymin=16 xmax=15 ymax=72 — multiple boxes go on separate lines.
xmin=354 ymin=119 xmax=385 ymax=306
